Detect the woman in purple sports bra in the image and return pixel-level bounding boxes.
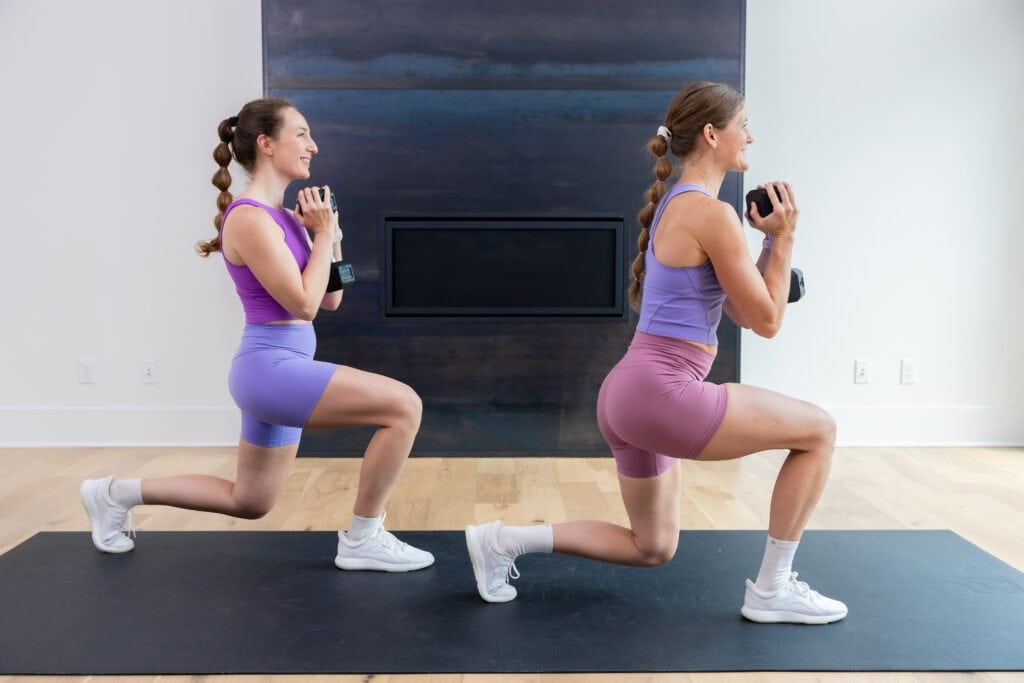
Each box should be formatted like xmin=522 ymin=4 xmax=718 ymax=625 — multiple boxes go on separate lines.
xmin=79 ymin=98 xmax=434 ymax=572
xmin=466 ymin=82 xmax=847 ymax=624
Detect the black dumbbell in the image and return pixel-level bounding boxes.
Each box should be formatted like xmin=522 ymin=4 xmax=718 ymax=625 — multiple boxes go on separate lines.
xmin=746 ymin=188 xmax=806 ymax=304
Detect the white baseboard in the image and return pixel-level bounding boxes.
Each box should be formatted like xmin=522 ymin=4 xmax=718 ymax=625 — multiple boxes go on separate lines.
xmin=0 ymin=405 xmax=1020 ymax=449
xmin=0 ymin=407 xmax=240 ymax=447
xmin=830 ymin=405 xmax=1023 ymax=447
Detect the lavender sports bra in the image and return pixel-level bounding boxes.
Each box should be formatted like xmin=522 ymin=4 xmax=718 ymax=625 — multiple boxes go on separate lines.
xmin=220 ymin=199 xmax=311 ymax=323
xmin=636 ymin=183 xmax=727 ymax=345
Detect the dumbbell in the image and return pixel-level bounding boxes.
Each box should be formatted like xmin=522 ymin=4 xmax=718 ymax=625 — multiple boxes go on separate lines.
xmin=746 ymin=188 xmax=806 ymax=303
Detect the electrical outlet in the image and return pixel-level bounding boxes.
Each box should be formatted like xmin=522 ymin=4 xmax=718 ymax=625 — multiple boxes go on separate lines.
xmin=78 ymin=358 xmax=96 ymax=384
xmin=141 ymin=359 xmax=159 ymax=384
xmin=900 ymin=359 xmax=919 ymax=385
xmin=854 ymin=359 xmax=870 ymax=384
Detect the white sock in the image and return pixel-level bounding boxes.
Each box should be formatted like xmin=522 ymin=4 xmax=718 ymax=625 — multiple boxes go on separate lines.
xmin=497 ymin=524 xmax=553 ymax=557
xmin=754 ymin=535 xmax=799 ymax=593
xmin=108 ymin=478 xmax=143 ymax=508
xmin=345 ymin=513 xmax=383 ymax=542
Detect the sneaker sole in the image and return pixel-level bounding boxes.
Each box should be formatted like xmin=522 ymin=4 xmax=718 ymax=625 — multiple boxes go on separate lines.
xmin=464 ymin=525 xmax=516 ymax=603
xmin=79 ymin=480 xmax=134 ymax=554
xmin=741 ymin=605 xmax=847 ymax=625
xmin=333 ymin=555 xmax=434 ymax=572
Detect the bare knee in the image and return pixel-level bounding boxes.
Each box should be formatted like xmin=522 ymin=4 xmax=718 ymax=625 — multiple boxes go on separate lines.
xmin=813 ymin=407 xmax=837 ymax=453
xmin=390 ymin=385 xmax=422 ymax=434
xmin=793 ymin=407 xmax=837 ymax=477
xmin=634 ymin=534 xmax=678 ymax=567
xmin=231 ymin=490 xmax=277 ymax=520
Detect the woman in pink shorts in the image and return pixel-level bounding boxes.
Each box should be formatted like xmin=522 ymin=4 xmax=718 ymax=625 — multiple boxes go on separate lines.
xmin=466 ymin=82 xmax=847 ymax=624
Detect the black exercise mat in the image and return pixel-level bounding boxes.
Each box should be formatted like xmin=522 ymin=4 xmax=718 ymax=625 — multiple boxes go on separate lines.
xmin=1 ymin=530 xmax=1022 ymax=674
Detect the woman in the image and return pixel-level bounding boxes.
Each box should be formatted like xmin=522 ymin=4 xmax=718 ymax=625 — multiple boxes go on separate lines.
xmin=80 ymin=98 xmax=433 ymax=572
xmin=465 ymin=82 xmax=846 ymax=623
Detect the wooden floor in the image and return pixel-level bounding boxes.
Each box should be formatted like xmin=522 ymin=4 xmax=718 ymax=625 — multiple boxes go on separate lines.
xmin=1 ymin=446 xmax=1022 ymax=683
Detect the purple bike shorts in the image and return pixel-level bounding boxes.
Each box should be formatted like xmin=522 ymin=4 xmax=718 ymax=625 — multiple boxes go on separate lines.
xmin=228 ymin=323 xmax=336 ymax=448
xmin=597 ymin=330 xmax=728 ymax=478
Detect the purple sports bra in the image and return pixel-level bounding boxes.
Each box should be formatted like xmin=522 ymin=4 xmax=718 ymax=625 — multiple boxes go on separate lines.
xmin=219 ymin=198 xmax=311 ymax=323
xmin=636 ymin=183 xmax=726 ymax=345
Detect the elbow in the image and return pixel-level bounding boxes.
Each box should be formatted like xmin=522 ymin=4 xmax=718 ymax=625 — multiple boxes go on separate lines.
xmin=726 ymin=310 xmax=750 ymax=330
xmin=294 ymin=304 xmax=319 ymax=322
xmin=750 ymin=316 xmax=783 ymax=339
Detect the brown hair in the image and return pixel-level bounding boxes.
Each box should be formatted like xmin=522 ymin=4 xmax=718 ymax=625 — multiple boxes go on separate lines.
xmin=628 ymin=81 xmax=745 ymax=309
xmin=196 ymin=97 xmax=294 ymax=256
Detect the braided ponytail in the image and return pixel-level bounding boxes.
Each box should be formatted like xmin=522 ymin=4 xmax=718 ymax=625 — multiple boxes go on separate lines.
xmin=628 ymin=133 xmax=674 ymax=310
xmin=196 ymin=118 xmax=235 ymax=256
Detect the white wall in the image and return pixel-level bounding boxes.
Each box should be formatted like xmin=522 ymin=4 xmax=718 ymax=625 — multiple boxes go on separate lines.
xmin=0 ymin=0 xmax=261 ymax=445
xmin=0 ymin=0 xmax=1020 ymax=447
xmin=743 ymin=0 xmax=1024 ymax=444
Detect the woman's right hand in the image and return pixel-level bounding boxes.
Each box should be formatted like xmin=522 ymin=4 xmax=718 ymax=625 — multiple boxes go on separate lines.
xmin=747 ymin=181 xmax=798 ymax=240
xmin=295 ymin=185 xmax=336 ymax=237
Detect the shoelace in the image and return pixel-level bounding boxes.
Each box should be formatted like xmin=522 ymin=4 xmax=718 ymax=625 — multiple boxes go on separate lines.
xmin=109 ymin=505 xmax=136 ymax=541
xmin=785 ymin=572 xmax=821 ymax=600
xmin=368 ymin=526 xmax=408 ymax=551
xmin=492 ymin=549 xmax=519 ymax=586
xmin=124 ymin=509 xmax=136 ymax=539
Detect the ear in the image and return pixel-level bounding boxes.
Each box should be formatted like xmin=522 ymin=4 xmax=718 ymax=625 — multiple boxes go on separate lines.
xmin=702 ymin=123 xmax=717 ymax=147
xmin=256 ymin=133 xmax=274 ymax=157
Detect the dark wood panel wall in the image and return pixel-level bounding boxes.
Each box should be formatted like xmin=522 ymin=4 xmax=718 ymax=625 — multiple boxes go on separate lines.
xmin=263 ymin=0 xmax=746 ymax=455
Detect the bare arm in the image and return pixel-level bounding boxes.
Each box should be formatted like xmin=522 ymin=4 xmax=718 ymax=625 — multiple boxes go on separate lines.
xmin=222 ymin=186 xmax=338 ymax=321
xmin=722 ymin=241 xmax=771 ymax=328
xmin=701 ymin=182 xmax=797 ymax=338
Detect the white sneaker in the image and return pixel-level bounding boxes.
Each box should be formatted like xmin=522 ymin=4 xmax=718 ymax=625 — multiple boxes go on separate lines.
xmin=465 ymin=520 xmax=519 ymax=603
xmin=741 ymin=572 xmax=848 ymax=624
xmin=334 ymin=516 xmax=434 ymax=572
xmin=80 ymin=476 xmax=135 ymax=553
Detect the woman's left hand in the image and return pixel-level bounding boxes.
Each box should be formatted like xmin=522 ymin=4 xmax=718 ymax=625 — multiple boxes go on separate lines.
xmin=295 ymin=185 xmax=336 ymax=237
xmin=746 ymin=181 xmax=798 ymax=240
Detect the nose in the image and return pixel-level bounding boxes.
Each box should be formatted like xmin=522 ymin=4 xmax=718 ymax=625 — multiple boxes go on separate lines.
xmin=308 ymin=136 xmax=318 ymax=154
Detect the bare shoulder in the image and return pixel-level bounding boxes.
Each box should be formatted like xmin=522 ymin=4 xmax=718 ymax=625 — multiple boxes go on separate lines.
xmin=654 ymin=193 xmax=742 ymax=266
xmin=660 ymin=193 xmax=735 ymax=227
xmin=692 ymin=197 xmax=743 ymax=246
xmin=223 ymin=203 xmax=279 ymax=233
xmin=221 ymin=204 xmax=284 ymax=264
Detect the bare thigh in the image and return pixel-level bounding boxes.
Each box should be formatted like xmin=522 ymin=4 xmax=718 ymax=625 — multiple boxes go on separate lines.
xmin=305 ymin=366 xmax=422 ymax=430
xmin=697 ymin=382 xmax=836 ymax=462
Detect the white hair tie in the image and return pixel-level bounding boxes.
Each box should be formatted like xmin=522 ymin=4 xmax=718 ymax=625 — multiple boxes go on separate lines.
xmin=657 ymin=125 xmax=672 ymax=142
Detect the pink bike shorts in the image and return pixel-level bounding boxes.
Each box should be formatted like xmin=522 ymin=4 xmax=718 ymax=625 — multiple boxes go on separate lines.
xmin=597 ymin=330 xmax=728 ymax=478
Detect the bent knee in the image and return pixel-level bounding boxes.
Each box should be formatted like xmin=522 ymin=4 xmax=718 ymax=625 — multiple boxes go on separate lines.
xmin=635 ymin=536 xmax=678 ymax=567
xmin=813 ymin=407 xmax=837 ymax=449
xmin=391 ymin=385 xmax=423 ymax=432
xmin=233 ymin=494 xmax=277 ymax=520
